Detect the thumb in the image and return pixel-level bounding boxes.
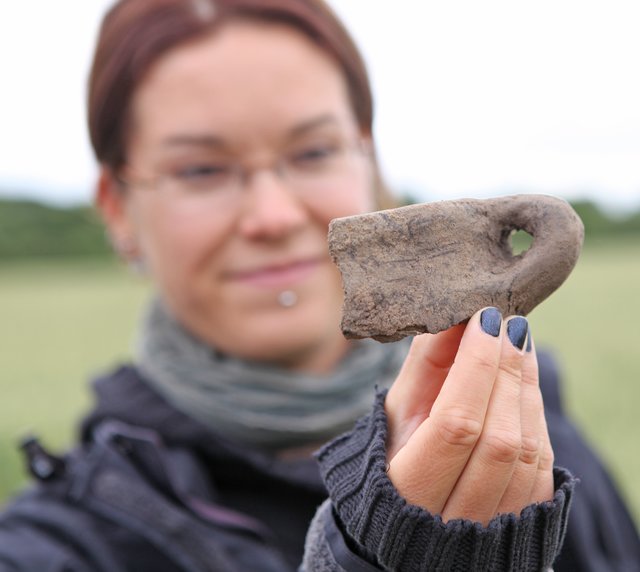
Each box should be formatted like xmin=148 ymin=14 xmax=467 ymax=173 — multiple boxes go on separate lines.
xmin=385 ymin=323 xmax=465 ymax=460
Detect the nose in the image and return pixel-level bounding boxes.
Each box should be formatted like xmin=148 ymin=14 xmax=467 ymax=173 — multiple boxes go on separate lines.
xmin=236 ymin=169 xmax=308 ymax=240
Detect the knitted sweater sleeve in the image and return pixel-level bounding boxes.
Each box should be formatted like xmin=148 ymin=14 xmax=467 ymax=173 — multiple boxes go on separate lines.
xmin=302 ymin=391 xmax=576 ymax=572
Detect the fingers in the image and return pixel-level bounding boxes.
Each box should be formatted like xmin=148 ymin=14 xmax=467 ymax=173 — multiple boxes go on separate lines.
xmin=525 ymin=335 xmax=555 ymax=505
xmin=495 ymin=332 xmax=555 ymax=514
xmin=385 ymin=309 xmax=556 ymax=524
xmin=385 ymin=323 xmax=465 ymax=460
xmin=530 ymin=410 xmax=555 ymax=504
xmin=441 ymin=316 xmax=529 ymax=524
xmin=387 ymin=307 xmax=504 ymax=513
xmin=494 ymin=329 xmax=540 ymax=514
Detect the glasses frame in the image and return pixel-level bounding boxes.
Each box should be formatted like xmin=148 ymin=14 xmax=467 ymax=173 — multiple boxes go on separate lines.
xmin=115 ymin=137 xmax=372 ymax=201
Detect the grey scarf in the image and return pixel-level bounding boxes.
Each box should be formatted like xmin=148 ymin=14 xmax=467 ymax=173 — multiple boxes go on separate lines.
xmin=135 ymin=298 xmax=410 ymax=450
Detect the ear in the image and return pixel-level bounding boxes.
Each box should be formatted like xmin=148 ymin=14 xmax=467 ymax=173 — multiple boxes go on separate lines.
xmin=95 ymin=166 xmax=140 ymax=260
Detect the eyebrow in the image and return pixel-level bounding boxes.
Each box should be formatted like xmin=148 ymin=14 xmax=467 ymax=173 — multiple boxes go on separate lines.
xmin=289 ymin=114 xmax=341 ymax=137
xmin=161 ymin=134 xmax=225 ymax=148
xmin=159 ymin=114 xmax=342 ymax=149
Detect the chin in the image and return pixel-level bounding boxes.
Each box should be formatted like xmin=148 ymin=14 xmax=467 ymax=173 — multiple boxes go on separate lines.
xmin=226 ymin=301 xmax=345 ymax=370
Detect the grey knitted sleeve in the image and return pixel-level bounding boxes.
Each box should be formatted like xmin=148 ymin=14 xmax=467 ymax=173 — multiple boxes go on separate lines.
xmin=303 ymin=390 xmax=575 ymax=571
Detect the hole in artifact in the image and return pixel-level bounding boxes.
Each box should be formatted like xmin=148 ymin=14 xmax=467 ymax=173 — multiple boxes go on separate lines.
xmin=509 ymin=229 xmax=533 ymax=255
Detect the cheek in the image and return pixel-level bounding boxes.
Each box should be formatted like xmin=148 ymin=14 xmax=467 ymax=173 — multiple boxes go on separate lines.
xmin=130 ymin=200 xmax=223 ymax=287
xmin=312 ymin=167 xmax=376 ymax=224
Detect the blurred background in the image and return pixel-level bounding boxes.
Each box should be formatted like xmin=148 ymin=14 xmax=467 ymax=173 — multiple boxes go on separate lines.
xmin=1 ymin=1 xmax=639 ymax=522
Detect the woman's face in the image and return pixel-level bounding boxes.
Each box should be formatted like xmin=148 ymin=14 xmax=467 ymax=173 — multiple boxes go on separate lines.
xmin=101 ymin=21 xmax=375 ymax=373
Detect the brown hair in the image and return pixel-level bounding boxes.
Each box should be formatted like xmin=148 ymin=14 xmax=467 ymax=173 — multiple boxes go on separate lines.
xmin=88 ymin=0 xmax=396 ymax=208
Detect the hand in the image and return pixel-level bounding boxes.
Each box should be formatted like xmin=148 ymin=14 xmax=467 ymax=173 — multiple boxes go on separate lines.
xmin=384 ymin=307 xmax=554 ymax=525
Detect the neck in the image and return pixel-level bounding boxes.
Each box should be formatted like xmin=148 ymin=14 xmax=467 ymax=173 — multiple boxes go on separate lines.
xmin=136 ymin=297 xmax=411 ymax=449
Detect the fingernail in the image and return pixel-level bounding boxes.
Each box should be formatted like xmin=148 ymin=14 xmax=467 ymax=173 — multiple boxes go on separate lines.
xmin=526 ymin=326 xmax=533 ymax=353
xmin=507 ymin=317 xmax=529 ymax=350
xmin=480 ymin=307 xmax=502 ymax=337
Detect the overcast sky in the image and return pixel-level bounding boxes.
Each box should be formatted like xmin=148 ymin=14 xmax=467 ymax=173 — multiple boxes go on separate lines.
xmin=1 ymin=0 xmax=639 ymax=211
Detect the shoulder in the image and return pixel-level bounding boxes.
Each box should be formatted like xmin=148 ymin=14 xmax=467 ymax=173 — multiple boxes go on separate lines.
xmin=1 ymin=418 xmax=292 ymax=572
xmin=0 ymin=479 xmax=128 ymax=571
xmin=0 ymin=427 xmax=184 ymax=572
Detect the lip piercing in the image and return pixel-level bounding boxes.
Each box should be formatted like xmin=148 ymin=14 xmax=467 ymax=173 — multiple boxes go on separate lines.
xmin=277 ymin=290 xmax=297 ymax=308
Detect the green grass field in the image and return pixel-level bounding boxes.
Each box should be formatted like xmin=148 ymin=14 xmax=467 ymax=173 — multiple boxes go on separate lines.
xmin=1 ymin=240 xmax=639 ymax=525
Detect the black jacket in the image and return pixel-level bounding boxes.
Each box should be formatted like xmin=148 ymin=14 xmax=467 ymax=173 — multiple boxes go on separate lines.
xmin=0 ymin=351 xmax=638 ymax=571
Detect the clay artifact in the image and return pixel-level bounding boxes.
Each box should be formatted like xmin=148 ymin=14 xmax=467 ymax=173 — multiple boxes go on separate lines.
xmin=329 ymin=194 xmax=584 ymax=342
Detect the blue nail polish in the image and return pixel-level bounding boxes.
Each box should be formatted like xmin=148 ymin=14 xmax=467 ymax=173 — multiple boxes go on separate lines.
xmin=507 ymin=317 xmax=528 ymax=350
xmin=480 ymin=307 xmax=502 ymax=337
xmin=526 ymin=327 xmax=532 ymax=353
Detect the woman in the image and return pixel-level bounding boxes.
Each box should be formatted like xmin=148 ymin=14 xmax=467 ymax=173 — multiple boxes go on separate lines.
xmin=1 ymin=0 xmax=638 ymax=570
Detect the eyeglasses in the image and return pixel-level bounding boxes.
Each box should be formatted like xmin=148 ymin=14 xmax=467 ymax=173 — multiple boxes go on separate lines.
xmin=117 ymin=137 xmax=369 ymax=212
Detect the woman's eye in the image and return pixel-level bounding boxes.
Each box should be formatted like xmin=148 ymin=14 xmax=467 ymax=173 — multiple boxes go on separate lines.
xmin=175 ymin=164 xmax=230 ymax=180
xmin=291 ymin=144 xmax=340 ymax=167
xmin=171 ymin=164 xmax=233 ymax=192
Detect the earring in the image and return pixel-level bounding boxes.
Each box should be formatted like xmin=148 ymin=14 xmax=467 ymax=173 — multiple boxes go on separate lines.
xmin=108 ymin=234 xmax=146 ymax=274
